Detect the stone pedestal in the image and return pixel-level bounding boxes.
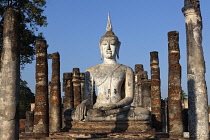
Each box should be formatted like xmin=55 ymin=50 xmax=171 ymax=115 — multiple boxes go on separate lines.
xmin=58 ymin=121 xmax=155 ymax=139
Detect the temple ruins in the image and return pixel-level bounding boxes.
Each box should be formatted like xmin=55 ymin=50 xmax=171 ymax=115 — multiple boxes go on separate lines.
xmin=0 ymin=0 xmax=209 ymax=139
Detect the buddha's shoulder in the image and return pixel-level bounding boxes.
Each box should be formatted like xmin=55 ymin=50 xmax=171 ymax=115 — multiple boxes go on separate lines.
xmin=120 ymin=64 xmax=133 ymax=72
xmin=86 ymin=64 xmax=102 ymax=72
xmin=86 ymin=64 xmax=133 ymax=72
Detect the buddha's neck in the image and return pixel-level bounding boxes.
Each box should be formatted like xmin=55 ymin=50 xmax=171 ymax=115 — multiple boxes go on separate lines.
xmin=103 ymin=58 xmax=118 ymax=64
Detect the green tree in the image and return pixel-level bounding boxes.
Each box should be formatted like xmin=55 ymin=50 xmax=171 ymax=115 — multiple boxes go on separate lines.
xmin=0 ymin=1 xmax=47 ymax=118
xmin=182 ymin=90 xmax=188 ymax=100
xmin=0 ymin=0 xmax=47 ymax=68
xmin=19 ymin=79 xmax=35 ymax=119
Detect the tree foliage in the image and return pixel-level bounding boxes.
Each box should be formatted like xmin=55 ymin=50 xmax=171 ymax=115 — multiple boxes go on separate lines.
xmin=19 ymin=79 xmax=35 ymax=119
xmin=182 ymin=90 xmax=188 ymax=100
xmin=0 ymin=0 xmax=47 ymax=68
xmin=0 ymin=0 xmax=47 ymax=118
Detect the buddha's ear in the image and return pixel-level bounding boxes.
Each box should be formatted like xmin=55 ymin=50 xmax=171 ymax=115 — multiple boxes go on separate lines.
xmin=116 ymin=41 xmax=121 ymax=59
xmin=99 ymin=42 xmax=103 ymax=60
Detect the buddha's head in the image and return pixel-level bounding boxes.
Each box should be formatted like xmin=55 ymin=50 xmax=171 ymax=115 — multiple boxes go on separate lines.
xmin=99 ymin=13 xmax=121 ymax=60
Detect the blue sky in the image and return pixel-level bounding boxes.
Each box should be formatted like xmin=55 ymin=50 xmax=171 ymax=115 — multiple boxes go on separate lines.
xmin=22 ymin=0 xmax=210 ymax=101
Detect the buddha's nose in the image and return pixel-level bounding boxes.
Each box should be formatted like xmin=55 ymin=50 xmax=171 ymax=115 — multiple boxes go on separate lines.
xmin=107 ymin=44 xmax=111 ymax=50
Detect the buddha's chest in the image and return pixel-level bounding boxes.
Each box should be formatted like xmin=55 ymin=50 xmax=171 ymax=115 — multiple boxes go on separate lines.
xmin=91 ymin=66 xmax=126 ymax=87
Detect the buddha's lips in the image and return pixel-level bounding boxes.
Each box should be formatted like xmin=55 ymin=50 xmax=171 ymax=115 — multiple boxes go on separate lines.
xmin=106 ymin=50 xmax=112 ymax=54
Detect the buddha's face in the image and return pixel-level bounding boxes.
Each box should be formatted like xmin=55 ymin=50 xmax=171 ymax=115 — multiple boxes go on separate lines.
xmin=100 ymin=37 xmax=120 ymax=59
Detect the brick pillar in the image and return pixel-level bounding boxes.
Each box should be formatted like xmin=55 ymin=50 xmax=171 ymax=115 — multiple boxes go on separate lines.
xmin=25 ymin=111 xmax=34 ymax=133
xmin=80 ymin=73 xmax=85 ymax=102
xmin=141 ymin=79 xmax=151 ymax=111
xmin=72 ymin=68 xmax=81 ymax=107
xmin=63 ymin=73 xmax=74 ymax=110
xmin=49 ymin=52 xmax=61 ymax=133
xmin=182 ymin=1 xmax=209 ymax=139
xmin=62 ymin=73 xmax=74 ymax=127
xmin=0 ymin=8 xmax=20 ymax=140
xmin=48 ymin=81 xmax=51 ymax=115
xmin=168 ymin=31 xmax=183 ymax=138
xmin=150 ymin=51 xmax=162 ymax=131
xmin=132 ymin=64 xmax=144 ymax=107
xmin=133 ymin=64 xmax=150 ymax=109
xmin=33 ymin=40 xmax=49 ymax=137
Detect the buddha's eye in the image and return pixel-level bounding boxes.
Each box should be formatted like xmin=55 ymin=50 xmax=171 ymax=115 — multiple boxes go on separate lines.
xmin=110 ymin=41 xmax=116 ymax=45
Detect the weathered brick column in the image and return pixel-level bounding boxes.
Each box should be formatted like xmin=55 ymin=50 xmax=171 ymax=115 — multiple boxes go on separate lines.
xmin=141 ymin=79 xmax=151 ymax=111
xmin=72 ymin=68 xmax=81 ymax=107
xmin=25 ymin=111 xmax=34 ymax=133
xmin=80 ymin=73 xmax=85 ymax=101
xmin=132 ymin=64 xmax=151 ymax=110
xmin=150 ymin=51 xmax=162 ymax=131
xmin=33 ymin=40 xmax=49 ymax=137
xmin=132 ymin=64 xmax=144 ymax=107
xmin=63 ymin=73 xmax=74 ymax=110
xmin=62 ymin=73 xmax=73 ymax=128
xmin=168 ymin=31 xmax=183 ymax=138
xmin=0 ymin=8 xmax=20 ymax=140
xmin=49 ymin=52 xmax=61 ymax=133
xmin=182 ymin=0 xmax=209 ymax=139
xmin=48 ymin=81 xmax=51 ymax=111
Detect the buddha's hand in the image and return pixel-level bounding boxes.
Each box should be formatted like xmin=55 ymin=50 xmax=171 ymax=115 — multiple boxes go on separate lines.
xmin=99 ymin=104 xmax=117 ymax=111
xmin=74 ymin=103 xmax=86 ymax=121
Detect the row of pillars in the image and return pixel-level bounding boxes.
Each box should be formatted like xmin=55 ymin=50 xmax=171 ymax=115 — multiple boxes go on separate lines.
xmin=32 ymin=39 xmax=86 ymax=136
xmin=149 ymin=28 xmax=206 ymax=139
xmin=120 ymin=24 xmax=181 ymax=138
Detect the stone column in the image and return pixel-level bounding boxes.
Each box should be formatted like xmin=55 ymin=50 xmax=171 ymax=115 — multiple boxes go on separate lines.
xmin=25 ymin=111 xmax=34 ymax=133
xmin=182 ymin=1 xmax=209 ymax=139
xmin=72 ymin=68 xmax=81 ymax=107
xmin=49 ymin=52 xmax=61 ymax=133
xmin=168 ymin=31 xmax=183 ymax=138
xmin=150 ymin=51 xmax=162 ymax=130
xmin=33 ymin=40 xmax=49 ymax=137
xmin=0 ymin=8 xmax=20 ymax=140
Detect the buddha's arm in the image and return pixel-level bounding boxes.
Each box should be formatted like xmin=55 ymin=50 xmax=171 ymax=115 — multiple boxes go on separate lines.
xmin=115 ymin=67 xmax=134 ymax=108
